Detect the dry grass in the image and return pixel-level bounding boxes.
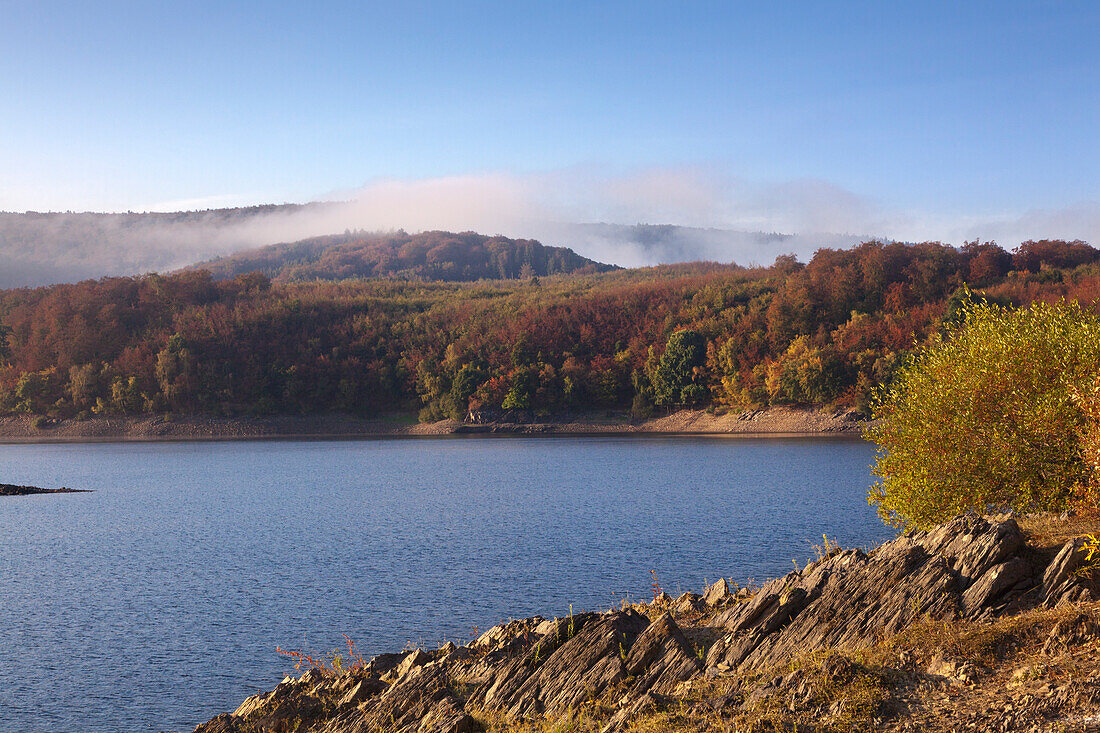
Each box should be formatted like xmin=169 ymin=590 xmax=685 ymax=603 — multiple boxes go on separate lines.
xmin=1018 ymin=511 xmax=1100 ymax=550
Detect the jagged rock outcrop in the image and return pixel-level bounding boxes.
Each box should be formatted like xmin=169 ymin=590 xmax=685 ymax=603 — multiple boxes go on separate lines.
xmin=196 ymin=514 xmax=1098 ymax=733
xmin=706 ymin=515 xmax=1058 ymax=673
xmin=1042 ymin=536 xmax=1096 ymax=606
xmin=471 ymin=610 xmax=649 ymax=718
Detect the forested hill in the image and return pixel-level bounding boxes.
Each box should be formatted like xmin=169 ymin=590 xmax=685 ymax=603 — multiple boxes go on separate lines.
xmin=190 ymin=231 xmax=618 ymax=282
xmin=0 ymin=237 xmax=1097 ymax=422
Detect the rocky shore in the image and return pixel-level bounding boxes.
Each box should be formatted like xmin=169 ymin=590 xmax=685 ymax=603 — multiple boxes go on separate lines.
xmin=0 ymin=407 xmax=866 ymax=442
xmin=196 ymin=513 xmax=1100 ymax=732
xmin=0 ymin=482 xmax=89 ymax=496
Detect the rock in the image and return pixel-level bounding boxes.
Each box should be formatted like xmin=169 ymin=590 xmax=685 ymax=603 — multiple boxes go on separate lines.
xmin=960 ymin=556 xmax=1032 ymax=616
xmin=703 ymin=578 xmax=731 ymax=606
xmin=299 ymin=668 xmax=323 ymax=687
xmin=653 ymin=591 xmax=672 ymax=605
xmin=392 ymin=648 xmax=431 ymax=680
xmin=194 ymin=713 xmax=240 ymax=733
xmin=1042 ymin=537 xmax=1093 ymax=606
xmin=534 ymin=618 xmax=558 ymax=635
xmin=914 ymin=514 xmax=1024 ymax=583
xmin=338 ymin=678 xmax=384 ymax=706
xmin=197 ymin=513 xmax=1082 ymax=733
xmin=474 ymin=624 xmax=509 ymax=648
xmin=325 ymin=664 xmax=476 ymax=733
xmin=600 ymin=692 xmax=662 ymax=733
xmin=199 ymin=668 xmax=331 ymax=733
xmin=231 ymin=692 xmax=270 ymax=718
xmin=671 ymin=592 xmax=704 ymax=615
xmin=364 ymin=651 xmax=405 ymax=677
xmin=475 ymin=609 xmax=651 ymax=719
xmin=622 ymin=613 xmax=703 ymax=696
xmin=820 ymin=652 xmax=858 ymax=684
xmin=926 ymin=653 xmax=978 ymax=684
xmin=707 ymin=515 xmax=1028 ymax=672
xmin=1042 ymin=611 xmax=1100 ymax=655
xmin=472 ymin=617 xmax=545 ymax=652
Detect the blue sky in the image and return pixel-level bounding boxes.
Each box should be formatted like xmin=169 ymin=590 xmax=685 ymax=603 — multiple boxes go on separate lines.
xmin=1 ymin=1 xmax=1097 ymax=242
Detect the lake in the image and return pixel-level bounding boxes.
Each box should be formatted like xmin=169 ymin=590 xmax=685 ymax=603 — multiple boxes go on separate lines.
xmin=0 ymin=435 xmax=891 ymax=732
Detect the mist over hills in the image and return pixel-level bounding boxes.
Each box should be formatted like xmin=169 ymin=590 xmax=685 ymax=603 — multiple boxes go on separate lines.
xmin=0 ymin=204 xmax=861 ymax=288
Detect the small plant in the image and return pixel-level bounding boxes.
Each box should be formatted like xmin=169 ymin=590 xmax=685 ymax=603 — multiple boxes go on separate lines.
xmin=276 ymin=634 xmax=366 ymax=676
xmin=812 ymin=533 xmax=841 ymax=561
xmin=650 ymin=570 xmax=663 ymax=602
xmin=1074 ymin=534 xmax=1100 ymax=582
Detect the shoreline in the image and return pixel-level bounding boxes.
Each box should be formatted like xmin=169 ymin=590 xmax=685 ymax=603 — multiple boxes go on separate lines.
xmin=0 ymin=482 xmax=91 ymax=496
xmin=0 ymin=406 xmax=869 ymax=443
xmin=195 ymin=513 xmax=1100 ymax=733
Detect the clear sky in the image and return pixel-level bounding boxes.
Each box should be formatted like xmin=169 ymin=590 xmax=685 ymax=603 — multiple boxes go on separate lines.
xmin=2 ymin=1 xmax=1097 ymax=241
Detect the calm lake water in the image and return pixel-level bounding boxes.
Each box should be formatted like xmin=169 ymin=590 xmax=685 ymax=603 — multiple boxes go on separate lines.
xmin=0 ymin=435 xmax=891 ymax=732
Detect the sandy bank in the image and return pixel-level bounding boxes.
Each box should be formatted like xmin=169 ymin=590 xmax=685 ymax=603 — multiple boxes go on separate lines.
xmin=0 ymin=407 xmax=868 ymax=443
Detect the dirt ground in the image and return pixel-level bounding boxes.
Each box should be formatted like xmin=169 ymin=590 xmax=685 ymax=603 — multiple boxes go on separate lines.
xmin=0 ymin=407 xmax=868 ymax=442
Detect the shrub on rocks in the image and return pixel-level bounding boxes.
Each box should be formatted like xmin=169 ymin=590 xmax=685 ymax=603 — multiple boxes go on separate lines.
xmin=868 ymin=296 xmax=1100 ymax=528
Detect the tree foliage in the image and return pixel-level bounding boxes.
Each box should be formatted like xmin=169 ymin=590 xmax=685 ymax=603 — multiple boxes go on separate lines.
xmin=868 ymin=296 xmax=1100 ymax=528
xmin=0 ymin=236 xmax=1097 ymax=424
xmin=649 ymin=330 xmax=708 ymax=407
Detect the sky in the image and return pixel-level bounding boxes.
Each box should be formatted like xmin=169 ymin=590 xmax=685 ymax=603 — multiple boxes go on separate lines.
xmin=1 ymin=0 xmax=1098 ymax=244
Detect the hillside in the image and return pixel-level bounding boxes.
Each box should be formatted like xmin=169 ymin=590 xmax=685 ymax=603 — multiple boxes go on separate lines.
xmin=0 ymin=237 xmax=1096 ymax=423
xmin=189 ymin=230 xmax=617 ymax=282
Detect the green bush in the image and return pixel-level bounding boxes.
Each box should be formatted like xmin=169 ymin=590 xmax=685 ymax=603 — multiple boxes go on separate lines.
xmin=868 ymin=297 xmax=1100 ymax=528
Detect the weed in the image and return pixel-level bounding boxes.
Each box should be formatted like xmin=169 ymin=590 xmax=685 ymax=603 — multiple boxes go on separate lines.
xmin=650 ymin=570 xmax=663 ymax=602
xmin=812 ymin=533 xmax=841 ymax=561
xmin=276 ymin=634 xmax=366 ymax=676
xmin=1074 ymin=533 xmax=1100 ymax=581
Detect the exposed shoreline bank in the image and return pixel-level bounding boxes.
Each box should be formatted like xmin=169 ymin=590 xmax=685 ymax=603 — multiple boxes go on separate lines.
xmin=0 ymin=407 xmax=868 ymax=443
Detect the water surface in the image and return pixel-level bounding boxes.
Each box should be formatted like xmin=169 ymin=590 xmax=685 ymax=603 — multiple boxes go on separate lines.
xmin=0 ymin=435 xmax=890 ymax=732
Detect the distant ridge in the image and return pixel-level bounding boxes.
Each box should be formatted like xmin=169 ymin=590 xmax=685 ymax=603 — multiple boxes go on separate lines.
xmin=0 ymin=203 xmax=858 ymax=288
xmin=190 ymin=230 xmax=618 ymax=282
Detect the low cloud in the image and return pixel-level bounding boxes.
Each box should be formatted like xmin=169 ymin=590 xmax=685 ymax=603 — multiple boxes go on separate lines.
xmin=1 ymin=168 xmax=1097 ymax=287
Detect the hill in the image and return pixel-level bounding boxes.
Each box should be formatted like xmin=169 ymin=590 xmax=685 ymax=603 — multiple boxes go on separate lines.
xmin=189 ymin=230 xmax=617 ymax=282
xmin=0 ymin=237 xmax=1096 ymax=423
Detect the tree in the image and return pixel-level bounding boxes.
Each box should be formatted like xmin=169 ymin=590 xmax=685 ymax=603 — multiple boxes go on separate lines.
xmin=155 ymin=334 xmax=197 ymax=410
xmin=0 ymin=315 xmax=9 ymax=364
xmin=868 ymin=298 xmax=1100 ymax=528
xmin=448 ymin=363 xmax=486 ymax=419
xmin=764 ymin=336 xmax=844 ymax=405
xmin=649 ymin=330 xmax=708 ymax=407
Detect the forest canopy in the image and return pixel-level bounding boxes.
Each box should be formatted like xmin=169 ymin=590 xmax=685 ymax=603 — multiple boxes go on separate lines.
xmin=1 ymin=236 xmax=1098 ymax=423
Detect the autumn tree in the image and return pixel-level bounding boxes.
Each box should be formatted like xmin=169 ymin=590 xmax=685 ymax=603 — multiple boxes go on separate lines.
xmin=869 ymin=298 xmax=1100 ymax=528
